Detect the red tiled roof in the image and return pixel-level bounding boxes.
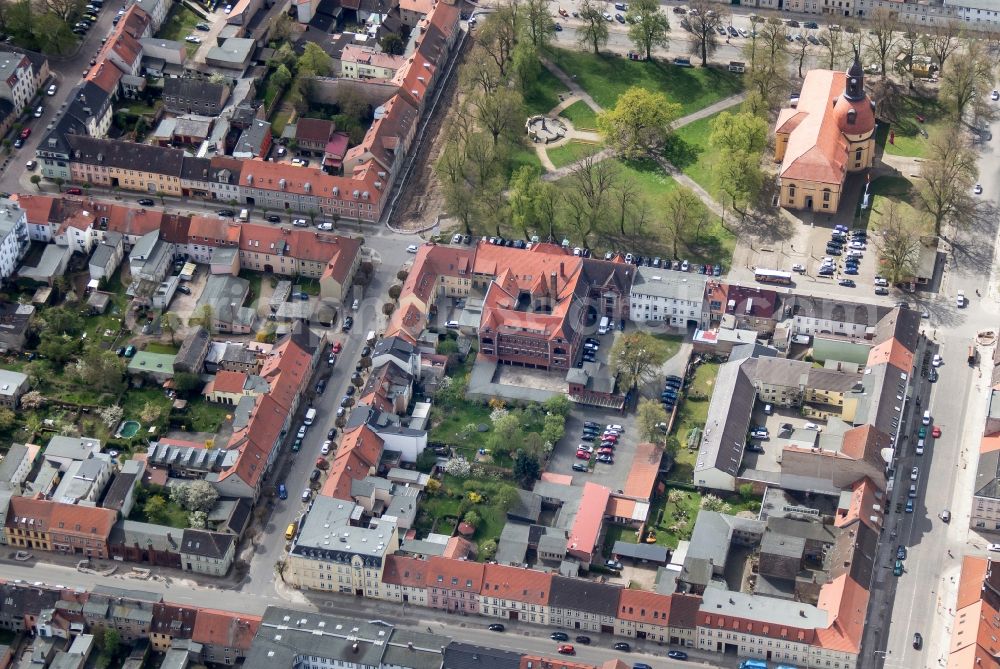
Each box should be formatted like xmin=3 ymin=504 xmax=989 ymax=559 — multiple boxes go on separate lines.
xmin=382 ymin=554 xmax=428 ymax=588
xmin=212 ymin=370 xmax=248 ymax=395
xmin=260 ymin=336 xmax=313 ymax=413
xmin=191 ymin=608 xmax=261 ymax=651
xmin=834 ymin=476 xmax=883 ymax=532
xmin=401 ymin=243 xmax=474 ymax=306
xmin=86 ymin=62 xmax=122 ymax=94
xmin=428 ymin=556 xmax=485 ymax=591
xmin=219 ymin=394 xmax=285 ymax=488
xmin=13 ymin=194 xmax=56 ymax=226
xmin=295 ymin=118 xmax=335 ymax=144
xmin=866 ymin=337 xmax=913 ymax=375
xmin=238 ymin=159 xmax=384 ymax=206
xmin=321 ymin=449 xmax=373 ymax=500
xmin=189 ymin=216 xmax=241 ymax=246
xmin=346 ymin=94 xmax=418 ymax=172
xmin=481 ymin=563 xmax=552 ymax=606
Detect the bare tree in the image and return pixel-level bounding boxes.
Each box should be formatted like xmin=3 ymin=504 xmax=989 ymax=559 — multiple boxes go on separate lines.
xmin=662 ymin=188 xmax=710 ymax=258
xmin=563 ymin=155 xmax=618 ymax=248
xmin=460 ymin=47 xmax=504 ymax=96
xmin=923 ymin=21 xmax=963 ymax=76
xmin=522 ymin=0 xmax=556 ymax=48
xmin=817 ymin=27 xmax=851 ymax=70
xmin=939 ymin=38 xmax=994 ymax=123
xmin=687 ymin=0 xmax=726 ymax=67
xmin=791 ymin=28 xmax=810 ymax=79
xmin=916 ymin=130 xmax=979 ymax=235
xmin=470 ymin=87 xmax=524 ymax=148
xmin=577 ymin=0 xmax=609 ymax=54
xmin=896 ymin=21 xmax=924 ymax=75
xmin=874 ymin=201 xmax=923 ymax=284
xmin=477 ymin=3 xmax=521 ymax=79
xmin=612 ymin=179 xmax=640 ymax=237
xmin=864 ymin=8 xmax=901 ymax=78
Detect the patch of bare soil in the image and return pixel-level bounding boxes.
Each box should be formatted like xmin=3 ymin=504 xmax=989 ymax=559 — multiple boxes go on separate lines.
xmin=394 ymin=35 xmax=474 ymax=232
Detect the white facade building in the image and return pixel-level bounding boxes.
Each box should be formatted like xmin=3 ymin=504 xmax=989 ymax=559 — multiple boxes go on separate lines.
xmin=0 ymin=200 xmax=29 ymax=279
xmin=629 ymin=266 xmax=708 ymax=327
xmin=0 ymin=53 xmax=34 ymax=114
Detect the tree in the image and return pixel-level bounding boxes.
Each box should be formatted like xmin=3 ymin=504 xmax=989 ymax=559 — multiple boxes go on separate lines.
xmin=817 ymin=27 xmax=851 ymax=70
xmin=626 ymin=0 xmax=670 ymax=61
xmin=0 ymin=408 xmax=15 ymax=432
xmin=172 ymin=480 xmax=219 ymax=513
xmin=20 ymin=390 xmax=44 ymax=410
xmin=577 ymin=0 xmax=609 ymax=54
xmin=923 ymin=21 xmax=963 ymax=76
xmin=140 ymin=401 xmax=163 ymax=424
xmin=564 ymin=155 xmax=618 ymax=248
xmin=188 ymin=510 xmax=208 ymax=529
xmin=480 ymin=539 xmax=498 ymax=560
xmin=75 ymin=347 xmax=126 ymax=394
xmin=609 ymin=332 xmax=671 ymax=390
xmin=172 ymin=371 xmax=203 ymax=395
xmin=662 ymin=187 xmax=710 ymax=257
xmin=270 ymin=63 xmax=292 ymax=91
xmin=38 ymin=333 xmax=79 ymax=365
xmin=190 ymin=304 xmax=214 ymax=330
xmin=874 ymin=200 xmax=923 ymax=284
xmin=511 ymin=42 xmax=541 ymax=90
xmin=477 ymin=4 xmax=520 ymax=79
xmin=598 ymin=87 xmax=681 ymax=159
xmin=380 ymin=32 xmax=404 ymax=55
xmin=144 ymin=495 xmax=167 ymax=524
xmin=637 ymin=398 xmax=669 ymax=444
xmin=298 ymin=42 xmax=333 ymax=76
xmin=864 ymin=8 xmax=901 ymax=77
xmin=523 ymin=0 xmax=556 ymax=48
xmin=100 ymin=628 xmax=120 ymax=658
xmin=939 ymin=38 xmax=994 ymax=122
xmin=896 ymin=23 xmax=923 ymax=75
xmin=687 ymin=0 xmax=726 ymax=67
xmin=463 ymin=510 xmax=481 ymax=528
xmin=508 ymin=165 xmax=545 ymax=239
xmin=745 ymin=18 xmax=789 ymax=112
xmin=461 ymin=46 xmax=504 ymax=96
xmin=30 ymin=174 xmax=41 ymax=190
xmin=32 ymin=12 xmax=76 ymax=55
xmin=709 ymin=111 xmax=769 ymax=156
xmin=718 ymin=151 xmax=766 ymax=220
xmin=471 ymin=87 xmax=524 ymax=148
xmin=543 ymin=393 xmax=572 ymax=417
xmin=513 ymin=451 xmax=541 ymax=487
xmin=161 ymin=311 xmax=180 ymax=346
xmin=916 ymin=131 xmax=978 ymax=235
xmin=388 ymin=285 xmax=402 ymax=300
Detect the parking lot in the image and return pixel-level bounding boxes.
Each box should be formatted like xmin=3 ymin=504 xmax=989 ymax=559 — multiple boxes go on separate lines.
xmin=553 ymin=408 xmax=637 ymax=491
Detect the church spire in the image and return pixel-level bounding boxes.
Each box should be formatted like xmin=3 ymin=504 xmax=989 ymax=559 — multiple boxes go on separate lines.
xmin=845 ymin=49 xmax=865 ymax=102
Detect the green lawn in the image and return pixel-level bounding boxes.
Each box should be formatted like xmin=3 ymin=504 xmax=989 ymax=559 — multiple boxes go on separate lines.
xmin=157 ymin=4 xmax=202 ymax=55
xmin=524 ymin=66 xmax=570 ymax=116
xmin=559 ymin=100 xmax=599 ymax=130
xmin=272 ymin=110 xmax=292 ymax=136
xmin=653 ymin=333 xmax=684 ymax=361
xmin=664 ymin=106 xmax=741 ymax=199
xmin=507 ymin=140 xmax=543 ymax=177
xmin=875 ymin=93 xmax=948 ymax=158
xmin=188 ymin=398 xmax=230 ymax=432
xmin=121 ymin=387 xmax=172 ymax=422
xmin=690 ymin=362 xmax=721 ymax=398
xmin=863 ymin=175 xmax=930 ymax=235
xmin=604 ymin=487 xmax=700 ymax=552
xmin=145 ymin=342 xmax=179 ymax=354
xmin=667 ymin=363 xmax=720 ymax=482
xmin=546 ymin=141 xmax=603 ymax=170
xmin=545 ymin=47 xmax=744 ymax=115
xmin=128 ymin=485 xmax=189 ymax=529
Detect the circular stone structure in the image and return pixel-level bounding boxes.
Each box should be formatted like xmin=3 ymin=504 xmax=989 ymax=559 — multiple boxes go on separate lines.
xmin=526 ymin=115 xmax=567 ymax=144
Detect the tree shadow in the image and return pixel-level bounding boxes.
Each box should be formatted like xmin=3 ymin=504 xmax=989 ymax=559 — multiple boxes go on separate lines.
xmin=947 ymin=199 xmax=999 ymax=276
xmin=662 ymin=134 xmax=701 ymax=170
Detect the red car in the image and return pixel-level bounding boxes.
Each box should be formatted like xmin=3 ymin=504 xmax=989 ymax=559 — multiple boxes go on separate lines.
xmin=557 ymin=645 xmax=575 ymax=655
xmin=598 ymin=448 xmax=614 ymax=456
xmin=66 ymin=187 xmax=82 ymax=195
xmin=575 ymin=450 xmax=590 ymax=460
xmin=932 ymin=426 xmax=942 ymax=438
xmin=601 ymin=433 xmax=619 ymax=443
xmin=19 ymin=127 xmax=30 ymax=140
xmin=332 ymin=341 xmax=342 ymax=354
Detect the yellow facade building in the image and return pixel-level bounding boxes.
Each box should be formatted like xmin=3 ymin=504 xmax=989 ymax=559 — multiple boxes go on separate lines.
xmin=775 ymin=56 xmax=876 ymax=213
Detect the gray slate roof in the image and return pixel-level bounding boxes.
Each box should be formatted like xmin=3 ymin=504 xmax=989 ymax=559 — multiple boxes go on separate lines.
xmin=549 ymin=575 xmax=621 ymax=617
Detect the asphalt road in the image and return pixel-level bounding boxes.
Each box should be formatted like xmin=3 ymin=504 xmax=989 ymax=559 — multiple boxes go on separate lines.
xmin=859 ymin=111 xmax=1000 ymax=669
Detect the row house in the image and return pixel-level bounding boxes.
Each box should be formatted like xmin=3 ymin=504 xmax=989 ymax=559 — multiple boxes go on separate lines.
xmin=4 ymin=497 xmax=116 ymax=559
xmin=615 ymin=589 xmax=700 ymax=648
xmin=0 ymin=200 xmax=29 ymax=279
xmin=149 ymin=603 xmax=198 ymax=652
xmin=378 ymin=554 xmax=430 ymax=606
xmin=548 ymin=576 xmax=620 ymax=634
xmin=82 ymin=591 xmax=157 ymax=643
xmin=479 ymin=563 xmax=551 ymax=625
xmin=191 ymin=608 xmax=261 ymax=667
xmin=67 ymin=135 xmax=185 ymax=196
xmin=427 ymin=555 xmax=484 ymax=614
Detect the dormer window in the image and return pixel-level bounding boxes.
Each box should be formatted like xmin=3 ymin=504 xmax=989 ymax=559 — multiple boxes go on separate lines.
xmin=847 ymin=108 xmax=856 ymax=125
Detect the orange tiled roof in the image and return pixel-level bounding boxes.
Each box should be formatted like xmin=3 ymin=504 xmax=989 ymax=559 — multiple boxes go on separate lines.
xmin=382 ymin=554 xmax=428 ymax=587
xmin=238 ymin=158 xmax=384 ymax=205
xmin=481 ymin=563 xmax=552 ymax=606
xmin=777 ymin=69 xmax=851 ymax=185
xmin=815 ymin=574 xmax=868 ymax=653
xmin=866 ymin=338 xmax=913 ymax=375
xmin=189 ymin=216 xmax=241 ymax=246
xmin=623 ymin=442 xmax=661 ymax=501
xmin=618 ymin=588 xmax=672 ymax=625
xmin=567 ymin=482 xmax=610 ymax=560
xmin=834 ymin=476 xmax=883 ymax=532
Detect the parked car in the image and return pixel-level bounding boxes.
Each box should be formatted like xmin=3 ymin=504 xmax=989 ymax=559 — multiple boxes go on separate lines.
xmin=605 ymin=559 xmax=623 ymax=570
xmin=575 ymin=635 xmax=591 ymax=644
xmin=556 ymin=645 xmax=575 ymax=655
xmin=488 ymin=624 xmax=505 ymax=632
xmin=613 ymin=642 xmax=631 ymax=651
xmin=277 ymin=483 xmax=287 ymax=499
xmin=572 ymin=462 xmax=588 ymax=472
xmin=137 ymin=198 xmax=155 ymax=206
xmin=176 ymin=285 xmax=192 ymax=295
xmin=666 ymin=651 xmax=688 ymax=660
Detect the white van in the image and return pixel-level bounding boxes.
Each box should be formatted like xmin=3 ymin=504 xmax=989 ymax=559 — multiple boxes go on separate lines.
xmin=304 ymin=408 xmax=317 ymax=426
xmin=238 ymin=208 xmax=249 ymax=221
xmin=791 ymin=334 xmax=811 ymax=345
xmin=922 ymin=410 xmax=931 ymax=425
xmin=598 ymin=316 xmax=611 ymax=335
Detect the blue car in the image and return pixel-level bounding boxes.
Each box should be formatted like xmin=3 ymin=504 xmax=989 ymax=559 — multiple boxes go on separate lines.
xmin=277 ymin=483 xmax=288 ymax=500
xmin=905 ymin=499 xmax=914 ymax=513
xmin=844 ymin=267 xmax=859 ymax=275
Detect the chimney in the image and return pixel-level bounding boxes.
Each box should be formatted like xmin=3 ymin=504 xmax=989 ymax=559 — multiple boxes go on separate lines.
xmin=549 ymin=272 xmax=557 ymax=296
